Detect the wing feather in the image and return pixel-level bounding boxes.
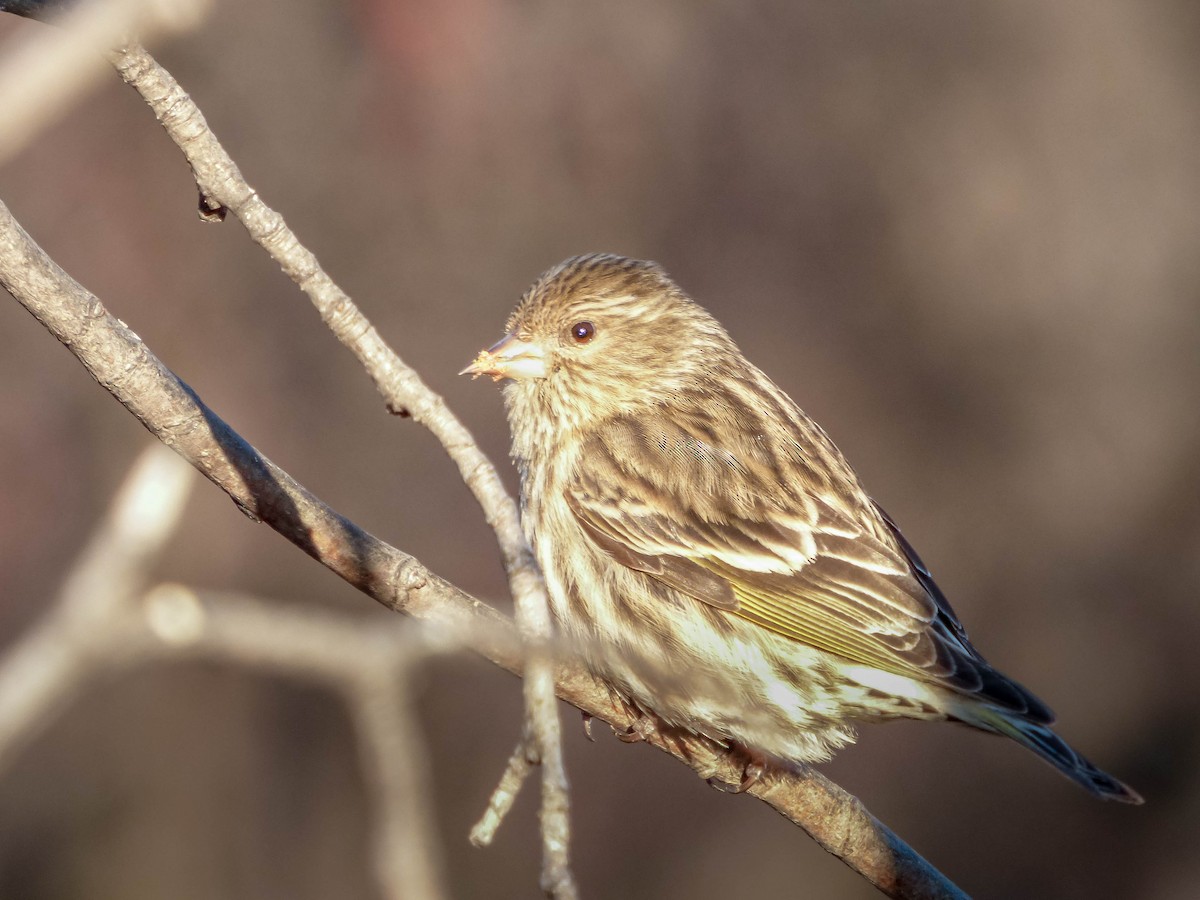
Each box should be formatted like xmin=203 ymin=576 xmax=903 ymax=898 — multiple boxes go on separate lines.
xmin=567 ymin=411 xmax=1054 ymax=722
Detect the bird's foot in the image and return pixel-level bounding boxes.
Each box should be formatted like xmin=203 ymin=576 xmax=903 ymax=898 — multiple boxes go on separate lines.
xmin=616 ymin=712 xmax=660 ymax=743
xmin=706 ymin=743 xmax=768 ymax=794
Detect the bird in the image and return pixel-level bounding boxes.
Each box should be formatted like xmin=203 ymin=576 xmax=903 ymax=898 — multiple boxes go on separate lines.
xmin=463 ymin=252 xmax=1141 ymax=803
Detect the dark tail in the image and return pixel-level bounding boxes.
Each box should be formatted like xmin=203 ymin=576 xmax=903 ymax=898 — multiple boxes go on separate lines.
xmin=962 ymin=706 xmax=1143 ymax=804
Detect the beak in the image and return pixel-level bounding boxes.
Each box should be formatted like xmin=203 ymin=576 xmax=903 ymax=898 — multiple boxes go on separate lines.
xmin=460 ymin=332 xmax=547 ymax=382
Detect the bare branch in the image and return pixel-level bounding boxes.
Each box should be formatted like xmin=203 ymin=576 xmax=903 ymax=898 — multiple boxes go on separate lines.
xmin=470 ymin=739 xmax=537 ymax=848
xmin=150 ymin=586 xmax=452 ymax=900
xmin=0 ymin=0 xmax=210 ymax=165
xmin=0 ymin=443 xmax=192 ymax=768
xmin=0 ymin=196 xmax=968 ymax=899
xmin=104 ymin=42 xmax=576 ymax=896
xmin=0 ymin=438 xmax=452 ymax=900
xmin=0 ymin=196 xmax=512 ymax=655
xmin=349 ymin=668 xmax=446 ymax=900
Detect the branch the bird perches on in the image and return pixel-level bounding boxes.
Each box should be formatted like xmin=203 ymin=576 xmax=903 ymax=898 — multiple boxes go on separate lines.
xmin=0 ymin=7 xmax=969 ymax=897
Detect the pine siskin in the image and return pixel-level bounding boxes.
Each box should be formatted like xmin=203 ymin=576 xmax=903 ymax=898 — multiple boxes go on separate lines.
xmin=464 ymin=253 xmax=1141 ymax=803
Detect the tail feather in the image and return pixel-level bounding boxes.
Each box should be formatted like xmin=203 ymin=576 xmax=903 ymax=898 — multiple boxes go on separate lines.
xmin=963 ymin=707 xmax=1143 ymax=804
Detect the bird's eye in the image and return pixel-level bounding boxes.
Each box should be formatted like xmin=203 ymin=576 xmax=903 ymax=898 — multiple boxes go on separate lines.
xmin=569 ymin=321 xmax=595 ymax=344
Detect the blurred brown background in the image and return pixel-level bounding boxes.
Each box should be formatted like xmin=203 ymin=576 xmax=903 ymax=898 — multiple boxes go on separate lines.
xmin=1 ymin=1 xmax=1198 ymax=897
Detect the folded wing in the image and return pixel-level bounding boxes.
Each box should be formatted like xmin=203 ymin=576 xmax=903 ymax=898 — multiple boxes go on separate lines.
xmin=568 ymin=413 xmax=1053 ymax=723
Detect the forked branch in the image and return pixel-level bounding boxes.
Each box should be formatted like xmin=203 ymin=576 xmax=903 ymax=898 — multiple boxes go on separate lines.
xmin=0 ymin=5 xmax=967 ymax=893
xmin=0 ymin=196 xmax=967 ymax=900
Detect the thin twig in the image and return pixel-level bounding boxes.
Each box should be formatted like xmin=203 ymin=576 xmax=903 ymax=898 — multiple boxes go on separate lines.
xmin=0 ymin=439 xmax=452 ymax=900
xmin=470 ymin=739 xmax=537 ymax=848
xmin=105 ymin=42 xmax=575 ymax=897
xmin=349 ymin=667 xmax=446 ymax=900
xmin=0 ymin=443 xmax=193 ymax=768
xmin=0 ymin=0 xmax=210 ymax=165
xmin=0 ymin=196 xmax=968 ymax=900
xmin=155 ymin=587 xmax=452 ymax=900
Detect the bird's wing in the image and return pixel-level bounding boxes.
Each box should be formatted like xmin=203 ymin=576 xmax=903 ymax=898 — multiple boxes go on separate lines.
xmin=567 ymin=414 xmax=1053 ymax=721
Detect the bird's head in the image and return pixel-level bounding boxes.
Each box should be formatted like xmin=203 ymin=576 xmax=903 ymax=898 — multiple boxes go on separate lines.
xmin=463 ymin=253 xmax=737 ymax=434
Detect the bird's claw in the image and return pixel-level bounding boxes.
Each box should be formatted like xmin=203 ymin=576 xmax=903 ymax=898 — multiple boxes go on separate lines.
xmin=706 ymin=745 xmax=767 ymax=793
xmin=616 ymin=713 xmax=659 ymax=743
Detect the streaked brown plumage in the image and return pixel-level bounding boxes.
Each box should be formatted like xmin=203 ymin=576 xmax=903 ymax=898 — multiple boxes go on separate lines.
xmin=465 ymin=252 xmax=1140 ymax=803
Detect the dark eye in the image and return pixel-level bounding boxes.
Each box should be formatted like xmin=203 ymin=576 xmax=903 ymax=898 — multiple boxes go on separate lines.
xmin=569 ymin=321 xmax=595 ymax=344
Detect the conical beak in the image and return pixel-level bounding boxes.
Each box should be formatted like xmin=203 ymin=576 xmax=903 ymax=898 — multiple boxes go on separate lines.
xmin=460 ymin=333 xmax=547 ymax=381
